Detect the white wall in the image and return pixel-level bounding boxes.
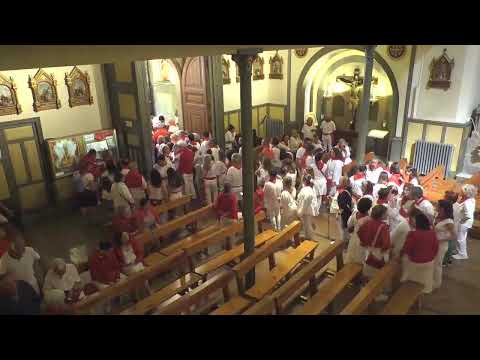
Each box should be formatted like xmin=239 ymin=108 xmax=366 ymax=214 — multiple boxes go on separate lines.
xmin=0 ymin=64 xmax=111 ymax=139
xmin=222 ymin=50 xmax=288 ymax=112
xmin=456 ymin=45 xmax=480 ymax=123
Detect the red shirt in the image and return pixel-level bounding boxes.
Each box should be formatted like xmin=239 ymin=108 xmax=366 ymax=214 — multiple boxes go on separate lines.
xmin=125 ymin=169 xmax=144 ymax=188
xmin=153 ymin=128 xmax=169 ymax=143
xmin=254 ymin=188 xmax=264 ymax=214
xmin=358 ymin=219 xmax=391 ymax=250
xmin=402 ymin=230 xmax=439 ymax=263
xmin=215 ymin=192 xmax=238 ymax=220
xmin=89 ymin=249 xmax=121 ymax=284
xmin=114 ymin=236 xmax=144 ymax=266
xmin=112 ymin=214 xmax=138 ymax=235
xmin=177 ymin=148 xmax=194 ymax=175
xmin=133 ymin=206 xmax=160 ymax=229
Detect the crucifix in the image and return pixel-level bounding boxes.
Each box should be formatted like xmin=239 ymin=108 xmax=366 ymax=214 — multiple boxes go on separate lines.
xmin=336 ymin=67 xmax=377 ymax=130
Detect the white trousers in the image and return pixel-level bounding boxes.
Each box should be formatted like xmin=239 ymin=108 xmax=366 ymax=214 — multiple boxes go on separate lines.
xmin=301 ymin=214 xmax=314 ymax=240
xmin=183 ymin=173 xmax=196 ymax=199
xmin=281 ymin=209 xmax=297 ymax=229
xmin=322 ymin=134 xmax=333 ymax=152
xmin=267 ymin=207 xmax=281 ymax=232
xmin=401 ymin=256 xmax=435 ymax=294
xmin=456 ymin=224 xmax=469 ymax=258
xmin=204 ymin=179 xmax=218 ymax=205
xmin=433 ymin=241 xmax=449 ymax=290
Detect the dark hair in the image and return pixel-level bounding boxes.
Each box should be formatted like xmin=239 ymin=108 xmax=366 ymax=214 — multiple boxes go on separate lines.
xmin=408 ymin=205 xmax=423 ymax=219
xmin=99 ymin=240 xmax=112 ymax=251
xmin=359 ymin=164 xmax=367 ymax=173
xmin=333 ymin=147 xmax=342 ymax=158
xmin=226 ymin=149 xmax=235 ymax=162
xmin=88 ymin=149 xmax=97 ymax=156
xmin=157 ymin=154 xmax=165 ymax=163
xmin=377 ymin=187 xmax=391 ymax=200
xmin=437 ymin=199 xmax=454 ymax=220
xmin=378 ymin=171 xmax=389 ymax=184
xmin=140 ymin=198 xmax=149 ymax=208
xmin=272 ymin=137 xmax=280 ymax=146
xmin=203 ymin=131 xmax=210 ymax=138
xmin=227 ymin=124 xmax=235 ymax=131
xmin=363 ymin=181 xmax=373 ymax=195
xmin=218 ymin=149 xmax=225 ymax=162
xmin=390 ymin=162 xmax=400 ymax=174
xmin=101 ymin=176 xmax=112 ymax=192
xmin=303 ymin=174 xmax=313 ymax=186
xmin=414 ymin=213 xmax=431 ymax=230
xmin=444 ymin=191 xmax=459 ymax=203
xmin=112 ymin=232 xmax=123 ymax=248
xmin=357 ymin=197 xmax=373 ymax=214
xmin=150 ymin=170 xmax=162 ymax=187
xmin=121 ymin=158 xmax=130 ymax=167
xmin=306 ymin=144 xmax=315 ymax=154
xmin=348 ymin=165 xmax=359 ymax=178
xmin=188 ymin=133 xmax=195 ymax=142
xmin=113 ymin=171 xmax=123 ymax=183
xmin=106 ymin=160 xmax=117 ymax=174
xmin=370 ymin=204 xmax=388 ymax=220
xmin=269 ymin=168 xmax=278 ymax=178
xmin=167 ymin=168 xmax=183 ymax=188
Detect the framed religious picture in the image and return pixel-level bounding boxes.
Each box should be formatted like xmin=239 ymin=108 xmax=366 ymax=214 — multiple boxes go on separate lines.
xmin=29 ymin=69 xmax=61 ymax=112
xmin=387 ymin=45 xmax=407 ymax=60
xmin=269 ymin=51 xmax=283 ymax=79
xmin=235 ymin=62 xmax=240 ymax=83
xmin=294 ymin=48 xmax=308 ymax=58
xmin=0 ymin=73 xmax=22 ymax=116
xmin=427 ymin=49 xmax=454 ymax=91
xmin=65 ymin=66 xmax=93 ymax=107
xmin=252 ymin=55 xmax=264 ymax=80
xmin=47 ymin=135 xmax=86 ymax=177
xmin=222 ymin=57 xmax=231 ymax=84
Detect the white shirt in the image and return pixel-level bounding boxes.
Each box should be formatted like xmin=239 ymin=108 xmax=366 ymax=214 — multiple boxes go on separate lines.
xmin=43 ymin=263 xmax=84 ymax=300
xmin=296 ymin=147 xmax=306 ymax=160
xmin=264 ymin=179 xmax=282 ymax=210
xmin=366 ymin=168 xmax=382 ymax=184
xmin=415 ymin=198 xmax=435 ymax=224
xmin=289 ymin=136 xmax=301 ymax=151
xmin=199 ymin=140 xmax=210 ymax=156
xmin=349 ymin=175 xmax=366 ymax=198
xmin=111 ymin=182 xmax=134 ymax=208
xmin=302 ymin=124 xmax=317 ymax=139
xmin=373 ymin=183 xmax=387 ymax=199
xmin=456 ymin=198 xmax=476 ymax=228
xmin=326 ymin=159 xmax=343 ymax=185
xmin=211 ymin=147 xmax=220 ymax=162
xmin=0 ymin=247 xmax=41 ymax=294
xmin=297 ymin=186 xmax=318 ymax=217
xmin=391 ymin=216 xmax=411 ymax=258
xmin=226 ymin=166 xmax=242 ymax=190
xmin=320 ymin=120 xmax=336 ymax=134
xmin=280 ymin=190 xmax=297 ymax=212
xmin=435 ymin=218 xmax=455 ymax=241
xmin=225 ymin=131 xmax=235 ymax=150
xmin=81 ymin=173 xmax=95 ymax=191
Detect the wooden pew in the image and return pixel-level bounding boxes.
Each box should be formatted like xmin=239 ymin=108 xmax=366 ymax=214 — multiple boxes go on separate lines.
xmin=340 ymin=261 xmax=400 ymax=315
xmin=242 ymin=295 xmax=276 ymax=315
xmin=73 ymin=250 xmax=196 ymax=315
xmin=293 ymin=263 xmax=363 ymax=315
xmin=155 ymin=271 xmax=238 ymax=315
xmin=271 ymin=240 xmax=345 ymax=315
xmin=152 ymin=195 xmax=191 ymax=218
xmin=232 ymin=221 xmax=317 ymax=302
xmin=420 ymin=165 xmax=445 ymax=190
xmin=379 ymin=281 xmax=424 ymax=315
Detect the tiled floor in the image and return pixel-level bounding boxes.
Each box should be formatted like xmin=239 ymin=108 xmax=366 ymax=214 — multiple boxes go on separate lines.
xmin=23 ymin=206 xmax=480 ymax=315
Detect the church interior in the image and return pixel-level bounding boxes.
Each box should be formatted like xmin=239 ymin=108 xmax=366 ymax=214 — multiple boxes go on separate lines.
xmin=1 ymin=45 xmax=480 ymax=315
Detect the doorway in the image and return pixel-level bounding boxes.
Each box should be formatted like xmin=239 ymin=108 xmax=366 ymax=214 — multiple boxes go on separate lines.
xmin=0 ymin=118 xmax=50 ymax=214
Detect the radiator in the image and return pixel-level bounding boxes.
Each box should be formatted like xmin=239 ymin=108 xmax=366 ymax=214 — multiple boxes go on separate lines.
xmin=411 ymin=141 xmax=454 ymax=177
xmin=265 ymin=118 xmax=284 ymax=139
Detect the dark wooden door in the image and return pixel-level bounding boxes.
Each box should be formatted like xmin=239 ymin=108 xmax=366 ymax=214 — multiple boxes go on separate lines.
xmin=181 ymin=57 xmax=210 ymax=134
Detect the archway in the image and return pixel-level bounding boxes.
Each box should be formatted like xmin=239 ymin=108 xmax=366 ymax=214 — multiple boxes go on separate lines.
xmin=296 ymin=46 xmax=399 ymax=159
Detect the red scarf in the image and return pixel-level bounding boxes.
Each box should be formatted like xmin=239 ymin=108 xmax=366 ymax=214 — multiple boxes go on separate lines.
xmin=389 ymin=173 xmax=404 ymax=186
xmin=269 ymin=176 xmax=277 ymax=183
xmin=415 ymin=197 xmax=425 ymax=206
xmin=125 ymin=170 xmax=143 ymax=188
xmin=353 ymin=173 xmax=365 ymax=181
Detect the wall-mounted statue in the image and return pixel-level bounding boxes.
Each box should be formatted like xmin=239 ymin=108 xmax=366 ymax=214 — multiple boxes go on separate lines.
xmin=0 ymin=72 xmax=22 ymax=116
xmin=252 ymin=55 xmax=264 ymax=80
xmin=29 ymin=69 xmax=61 ymax=112
xmin=269 ymin=51 xmax=283 ymax=79
xmin=427 ymin=48 xmax=454 ymax=91
xmin=65 ymin=66 xmax=93 ymax=107
xmin=222 ymin=57 xmax=231 ymax=84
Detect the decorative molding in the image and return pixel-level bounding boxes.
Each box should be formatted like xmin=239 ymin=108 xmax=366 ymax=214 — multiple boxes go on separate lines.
xmin=0 ymin=72 xmax=22 ymax=116
xmin=387 ymin=45 xmax=407 ymax=60
xmin=269 ymin=50 xmax=283 ymax=79
xmin=222 ymin=57 xmax=231 ymax=84
xmin=65 ymin=66 xmax=93 ymax=107
xmin=427 ymin=49 xmax=454 ymax=91
xmin=28 ymin=69 xmax=61 ymax=112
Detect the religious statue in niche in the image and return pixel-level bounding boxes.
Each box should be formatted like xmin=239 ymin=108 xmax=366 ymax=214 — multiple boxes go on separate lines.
xmin=252 ymin=55 xmax=264 ymax=80
xmin=427 ymin=49 xmax=454 ymax=90
xmin=160 ymin=60 xmax=171 ymax=82
xmin=294 ymin=48 xmax=308 ymax=58
xmin=65 ymin=66 xmax=93 ymax=107
xmin=269 ymin=51 xmax=283 ymax=79
xmin=387 ymin=45 xmax=407 ymax=60
xmin=29 ymin=69 xmax=61 ymax=112
xmin=0 ymin=72 xmax=22 ymax=116
xmin=222 ymin=57 xmax=231 ymax=84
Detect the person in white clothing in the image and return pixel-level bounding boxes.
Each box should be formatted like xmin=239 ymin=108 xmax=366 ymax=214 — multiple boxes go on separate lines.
xmin=225 ymin=153 xmax=243 ymax=204
xmin=345 ymin=197 xmax=373 ymax=264
xmin=373 ymin=171 xmax=389 ymax=199
xmin=312 ymin=134 xmax=324 ymax=152
xmin=349 ymin=165 xmax=367 ymax=200
xmin=213 ymin=150 xmax=228 ymax=192
xmin=271 ymin=137 xmax=282 ymax=164
xmin=225 ymin=125 xmax=236 ymax=151
xmin=326 ymin=147 xmax=344 ymax=196
xmin=43 ymin=258 xmax=85 ymax=305
xmin=297 ymin=175 xmax=318 ymax=240
xmin=280 ymin=176 xmax=297 ymax=229
xmin=203 ymin=154 xmax=218 ymax=205
xmin=337 ymin=138 xmax=352 ymax=165
xmin=433 ymin=200 xmax=456 ymax=289
xmin=288 ymin=129 xmax=302 ymax=154
xmin=264 ymin=169 xmax=283 ymax=232
xmin=199 ymin=131 xmax=211 ymax=156
xmin=0 ymin=234 xmax=41 ymax=295
xmin=302 ymin=116 xmax=317 ymax=140
xmin=453 ymin=184 xmax=477 ymax=260
xmin=365 ymin=160 xmax=382 ymax=184
xmin=320 ymin=117 xmax=336 ymax=151
xmin=209 ymin=139 xmax=220 ymax=162
xmin=110 ymin=172 xmax=134 ymax=215
xmin=410 ymin=186 xmax=435 ymax=224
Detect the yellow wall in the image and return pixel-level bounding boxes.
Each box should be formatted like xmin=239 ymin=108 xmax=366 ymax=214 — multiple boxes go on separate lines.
xmin=0 ymin=64 xmax=111 ymax=139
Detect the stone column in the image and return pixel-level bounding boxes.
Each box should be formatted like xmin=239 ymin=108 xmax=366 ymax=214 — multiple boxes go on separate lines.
xmin=355 ymin=45 xmax=376 ymax=163
xmin=207 ymin=56 xmax=225 ymax=148
xmin=232 ymin=49 xmax=260 ymax=289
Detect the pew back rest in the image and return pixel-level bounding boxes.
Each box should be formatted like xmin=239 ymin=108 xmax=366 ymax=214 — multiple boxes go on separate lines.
xmin=271 ymin=240 xmax=345 ymax=313
xmin=152 ymin=195 xmax=191 ymax=216
xmin=154 ymin=204 xmax=214 ymax=238
xmin=156 ymin=271 xmax=234 ymax=315
xmin=243 ymin=295 xmax=276 ymax=315
xmin=232 ymin=221 xmax=301 ymax=290
xmin=73 ymin=250 xmax=187 ymax=314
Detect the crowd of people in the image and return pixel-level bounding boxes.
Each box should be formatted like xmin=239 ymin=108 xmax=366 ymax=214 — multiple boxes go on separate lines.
xmin=0 ymin=113 xmax=477 ymax=314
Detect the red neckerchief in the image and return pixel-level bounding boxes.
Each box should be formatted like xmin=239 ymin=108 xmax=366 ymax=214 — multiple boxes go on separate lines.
xmin=389 ymin=173 xmax=403 ymax=186
xmin=368 ymin=164 xmax=377 ymax=171
xmin=337 ymin=186 xmax=345 ymax=193
xmin=269 ymin=176 xmax=276 ymax=184
xmin=353 ymin=173 xmax=365 ymax=181
xmin=191 ymin=141 xmax=198 ymax=146
xmin=415 ymin=197 xmax=425 ymax=206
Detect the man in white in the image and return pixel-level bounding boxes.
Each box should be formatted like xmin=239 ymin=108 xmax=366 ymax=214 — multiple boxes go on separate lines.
xmin=302 ymin=116 xmax=317 ymax=140
xmin=366 ymin=160 xmax=382 ymax=184
xmin=43 ymin=258 xmax=85 ymax=305
xmin=410 ymin=186 xmax=435 ymax=224
xmin=263 ymin=169 xmax=283 ymax=232
xmin=199 ymin=131 xmax=210 ymax=157
xmin=225 ymin=153 xmax=243 ymax=202
xmin=110 ymin=172 xmax=134 ymax=215
xmin=453 ymin=184 xmax=477 ymax=260
xmin=0 ymin=234 xmax=41 ymax=295
xmin=225 ymin=125 xmax=236 ymax=151
xmin=320 ymin=117 xmax=336 ymax=152
xmin=297 ymin=175 xmax=318 ymax=240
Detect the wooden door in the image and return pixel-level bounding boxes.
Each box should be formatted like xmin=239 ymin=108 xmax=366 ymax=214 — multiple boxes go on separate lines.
xmin=181 ymin=57 xmax=210 ymax=134
xmin=0 ymin=118 xmax=49 ymax=213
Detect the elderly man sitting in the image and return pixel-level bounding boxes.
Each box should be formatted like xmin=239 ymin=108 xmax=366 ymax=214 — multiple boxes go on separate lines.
xmin=43 ymin=258 xmax=85 ymax=305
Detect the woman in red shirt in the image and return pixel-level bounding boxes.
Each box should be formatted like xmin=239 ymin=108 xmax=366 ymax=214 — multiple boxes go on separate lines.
xmin=400 ymin=212 xmax=439 ymax=294
xmin=214 ymin=182 xmax=238 ymax=224
xmin=89 ymin=241 xmax=122 ymax=289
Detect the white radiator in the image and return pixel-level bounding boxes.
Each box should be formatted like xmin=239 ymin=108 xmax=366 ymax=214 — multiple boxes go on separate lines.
xmin=412 ymin=141 xmax=454 ymax=177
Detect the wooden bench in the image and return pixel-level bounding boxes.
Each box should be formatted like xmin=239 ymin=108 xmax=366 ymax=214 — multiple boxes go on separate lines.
xmin=158 ymin=223 xmax=222 ymax=256
xmin=152 ymin=195 xmax=191 ymax=218
xmin=155 ymin=271 xmax=237 ymax=315
xmin=73 ymin=250 xmax=193 ymax=315
xmin=233 ymin=221 xmax=316 ymax=302
xmin=271 ymin=240 xmax=345 ymax=314
xmin=242 ymin=295 xmax=276 ymax=315
xmin=420 ymin=165 xmax=445 ymax=190
xmin=294 ymin=263 xmax=363 ymax=315
xmin=379 ymin=281 xmax=424 ymax=315
xmin=340 ymin=261 xmax=400 ymax=315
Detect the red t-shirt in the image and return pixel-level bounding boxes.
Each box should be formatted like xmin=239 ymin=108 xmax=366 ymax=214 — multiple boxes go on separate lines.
xmin=89 ymin=250 xmax=121 ymax=284
xmin=215 ymin=192 xmax=238 ymax=219
xmin=402 ymin=230 xmax=439 ymax=263
xmin=177 ymin=148 xmax=194 ymax=175
xmin=112 ymin=215 xmax=138 ymax=235
xmin=125 ymin=169 xmax=144 ymax=188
